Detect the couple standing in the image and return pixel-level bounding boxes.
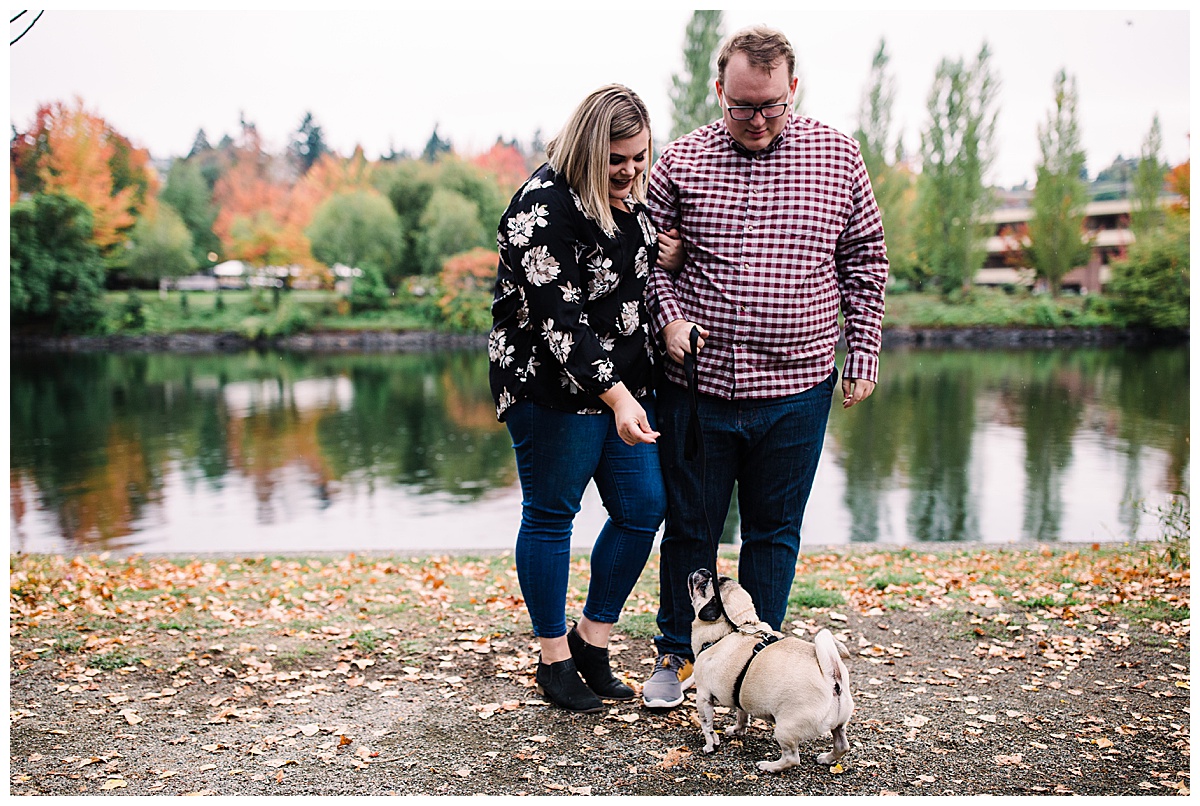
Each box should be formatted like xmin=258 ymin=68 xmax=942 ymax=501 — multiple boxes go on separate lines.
xmin=487 ymin=25 xmax=888 ymax=714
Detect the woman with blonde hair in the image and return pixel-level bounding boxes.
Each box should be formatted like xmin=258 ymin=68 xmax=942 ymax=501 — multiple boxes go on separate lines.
xmin=488 ymin=84 xmax=667 ymax=713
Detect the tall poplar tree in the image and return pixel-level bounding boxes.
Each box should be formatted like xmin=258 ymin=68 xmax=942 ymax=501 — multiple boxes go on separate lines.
xmin=1027 ymin=69 xmax=1090 ymax=297
xmin=854 ymin=38 xmax=917 ymax=286
xmin=668 ymin=10 xmax=724 ymax=139
xmin=914 ymin=43 xmax=998 ymax=295
xmin=1131 ymin=115 xmax=1166 ymax=235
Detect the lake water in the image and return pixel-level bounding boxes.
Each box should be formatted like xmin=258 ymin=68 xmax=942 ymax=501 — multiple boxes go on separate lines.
xmin=9 ymin=344 xmax=1189 ymax=555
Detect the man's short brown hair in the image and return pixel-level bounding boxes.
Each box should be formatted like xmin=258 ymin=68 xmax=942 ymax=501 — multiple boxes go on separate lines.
xmin=717 ymin=24 xmax=796 ymax=82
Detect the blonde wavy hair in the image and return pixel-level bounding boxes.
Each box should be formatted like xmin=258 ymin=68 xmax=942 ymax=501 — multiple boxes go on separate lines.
xmin=546 ymin=84 xmax=651 ymax=236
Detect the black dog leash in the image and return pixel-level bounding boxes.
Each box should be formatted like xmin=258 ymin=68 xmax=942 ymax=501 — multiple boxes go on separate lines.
xmin=682 ymin=326 xmax=732 ymax=627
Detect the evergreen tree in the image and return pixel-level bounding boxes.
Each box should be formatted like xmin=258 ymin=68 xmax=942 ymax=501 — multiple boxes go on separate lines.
xmin=914 ymin=42 xmax=998 ymax=295
xmin=422 ymin=125 xmax=452 ymax=162
xmin=669 ymin=10 xmax=724 ymax=139
xmin=1131 ymin=115 xmax=1166 ymax=235
xmin=187 ymin=128 xmax=212 ymax=159
xmin=1027 ymin=69 xmax=1090 ymax=297
xmin=289 ymin=111 xmax=331 ymax=175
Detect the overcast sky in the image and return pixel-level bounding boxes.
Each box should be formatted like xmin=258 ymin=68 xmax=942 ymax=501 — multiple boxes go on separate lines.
xmin=8 ymin=5 xmax=1192 ymax=189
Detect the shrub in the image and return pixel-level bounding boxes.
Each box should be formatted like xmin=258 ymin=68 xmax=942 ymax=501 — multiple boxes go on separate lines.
xmin=437 ymin=247 xmax=496 ymax=333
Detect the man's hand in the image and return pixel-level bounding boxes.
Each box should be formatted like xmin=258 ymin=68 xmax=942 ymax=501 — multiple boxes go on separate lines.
xmin=656 ymin=228 xmax=684 ymax=272
xmin=661 ymin=319 xmax=709 ymax=364
xmin=841 ymin=377 xmax=876 ymax=409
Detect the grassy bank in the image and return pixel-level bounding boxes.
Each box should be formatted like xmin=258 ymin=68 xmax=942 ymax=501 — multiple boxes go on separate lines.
xmin=93 ymin=286 xmax=1129 ymax=339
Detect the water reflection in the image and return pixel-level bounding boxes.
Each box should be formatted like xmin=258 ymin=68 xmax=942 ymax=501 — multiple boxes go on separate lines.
xmin=9 ymin=345 xmax=1189 ymax=554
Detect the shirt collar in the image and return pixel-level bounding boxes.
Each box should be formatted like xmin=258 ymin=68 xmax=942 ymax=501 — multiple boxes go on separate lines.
xmin=721 ymin=113 xmax=795 ymax=158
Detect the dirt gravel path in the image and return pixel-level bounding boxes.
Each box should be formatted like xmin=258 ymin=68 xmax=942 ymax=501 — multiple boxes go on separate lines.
xmin=9 ymin=546 xmax=1190 ymax=796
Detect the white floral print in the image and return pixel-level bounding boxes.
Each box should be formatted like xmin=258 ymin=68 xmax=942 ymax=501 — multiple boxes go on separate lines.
xmin=506 ymin=203 xmax=550 ymax=247
xmin=618 ymin=301 xmax=640 ymax=336
xmin=519 ymin=176 xmax=553 ymax=200
xmin=593 ymin=357 xmax=614 ymax=383
xmin=587 ymin=252 xmax=619 ymax=299
xmin=560 ymin=282 xmax=581 ymax=304
xmin=541 ymin=318 xmax=574 ymax=364
xmin=522 ymin=245 xmax=561 ymax=286
xmin=637 ymin=209 xmax=656 ymax=246
xmin=634 ymin=246 xmax=650 ymax=278
xmin=488 ymin=328 xmax=515 ymax=368
xmin=496 ymin=388 xmax=515 ymax=418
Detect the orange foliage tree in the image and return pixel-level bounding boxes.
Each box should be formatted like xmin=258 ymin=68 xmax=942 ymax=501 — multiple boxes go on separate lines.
xmin=16 ymin=98 xmax=157 ymax=253
xmin=471 ymin=141 xmax=528 ymax=197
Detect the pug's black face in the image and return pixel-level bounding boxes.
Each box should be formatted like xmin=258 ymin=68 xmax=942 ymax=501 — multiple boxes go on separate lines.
xmin=688 ymin=568 xmax=731 ymax=624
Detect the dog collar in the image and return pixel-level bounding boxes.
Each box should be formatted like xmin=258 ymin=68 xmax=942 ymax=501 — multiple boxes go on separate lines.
xmin=731 ymin=633 xmax=783 ymax=710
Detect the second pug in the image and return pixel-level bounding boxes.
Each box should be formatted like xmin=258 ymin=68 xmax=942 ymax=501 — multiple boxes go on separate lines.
xmin=687 ymin=568 xmax=854 ymax=773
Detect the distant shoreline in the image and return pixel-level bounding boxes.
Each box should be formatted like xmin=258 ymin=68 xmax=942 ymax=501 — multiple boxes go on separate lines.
xmin=9 ymin=325 xmax=1186 ymax=353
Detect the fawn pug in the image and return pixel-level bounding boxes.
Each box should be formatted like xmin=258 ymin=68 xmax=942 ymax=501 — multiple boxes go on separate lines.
xmin=687 ymin=568 xmax=854 ymax=773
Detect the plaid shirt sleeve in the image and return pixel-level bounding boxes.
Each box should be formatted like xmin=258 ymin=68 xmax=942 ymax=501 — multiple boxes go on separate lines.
xmin=836 ymin=148 xmax=888 ymax=384
xmin=645 ymin=150 xmax=687 ymax=336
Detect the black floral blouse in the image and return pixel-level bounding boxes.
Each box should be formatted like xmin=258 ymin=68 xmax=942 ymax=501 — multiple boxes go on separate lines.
xmin=488 ymin=163 xmax=658 ymax=421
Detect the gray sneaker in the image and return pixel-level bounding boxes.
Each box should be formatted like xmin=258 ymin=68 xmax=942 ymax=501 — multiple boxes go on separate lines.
xmin=641 ymin=654 xmax=694 ymax=708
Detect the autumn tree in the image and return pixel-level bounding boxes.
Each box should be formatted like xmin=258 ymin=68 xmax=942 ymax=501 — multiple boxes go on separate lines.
xmin=1027 ymin=69 xmax=1090 ymax=297
xmin=471 ymin=139 xmax=528 ymax=197
xmin=854 ymin=38 xmax=918 ymax=287
xmin=211 ymin=122 xmax=297 ymax=272
xmin=14 ymin=98 xmax=157 ymax=258
xmin=914 ymin=43 xmax=998 ymax=295
xmin=1130 ymin=115 xmax=1166 ymax=236
xmin=669 ymin=10 xmax=724 ymax=139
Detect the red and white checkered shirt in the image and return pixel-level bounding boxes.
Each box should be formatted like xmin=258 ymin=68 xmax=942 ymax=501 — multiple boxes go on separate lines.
xmin=646 ymin=114 xmax=888 ymax=399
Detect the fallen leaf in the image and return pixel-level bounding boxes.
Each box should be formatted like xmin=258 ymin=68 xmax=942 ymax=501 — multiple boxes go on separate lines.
xmin=569 ymin=785 xmax=592 ymax=795
xmin=995 ymin=754 xmax=1024 ymax=766
xmin=830 ymin=763 xmax=846 ymax=774
xmin=904 ymin=715 xmax=930 ymax=728
xmin=339 ymin=735 xmax=352 ymax=747
xmin=297 ymin=723 xmax=320 ymax=737
xmin=100 ymin=779 xmax=127 ymax=790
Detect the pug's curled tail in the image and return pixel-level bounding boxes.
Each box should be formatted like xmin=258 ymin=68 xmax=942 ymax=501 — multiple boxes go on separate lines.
xmin=814 ymin=629 xmax=854 ymax=737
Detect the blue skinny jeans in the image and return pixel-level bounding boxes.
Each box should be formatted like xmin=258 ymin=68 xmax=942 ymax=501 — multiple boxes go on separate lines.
xmin=653 ymin=371 xmax=836 ymax=658
xmin=506 ymin=399 xmax=666 ymax=638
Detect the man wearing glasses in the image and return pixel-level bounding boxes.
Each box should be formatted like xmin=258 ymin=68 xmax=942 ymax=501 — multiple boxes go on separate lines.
xmin=640 ymin=24 xmax=888 ymax=709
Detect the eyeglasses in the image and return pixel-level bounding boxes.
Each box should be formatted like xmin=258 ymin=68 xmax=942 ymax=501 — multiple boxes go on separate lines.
xmin=723 ymin=101 xmax=789 ymax=122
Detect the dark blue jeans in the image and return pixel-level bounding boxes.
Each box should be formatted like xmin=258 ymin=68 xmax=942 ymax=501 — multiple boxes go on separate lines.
xmin=653 ymin=371 xmax=836 ymax=658
xmin=506 ymin=399 xmax=666 ymax=638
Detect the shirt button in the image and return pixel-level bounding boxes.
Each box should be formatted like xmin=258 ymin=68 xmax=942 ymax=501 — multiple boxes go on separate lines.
xmin=746 ymin=225 xmax=754 ymax=232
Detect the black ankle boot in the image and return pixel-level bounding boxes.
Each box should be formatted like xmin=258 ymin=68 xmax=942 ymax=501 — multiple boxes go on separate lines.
xmin=535 ymin=657 xmax=604 ymax=713
xmin=567 ymin=626 xmax=635 ymax=700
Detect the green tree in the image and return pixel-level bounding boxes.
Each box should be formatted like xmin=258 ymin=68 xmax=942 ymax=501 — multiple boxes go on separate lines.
xmin=416 ymin=188 xmax=489 ymax=276
xmin=1106 ymin=214 xmax=1189 ymax=329
xmin=1027 ymin=69 xmax=1090 ymax=297
xmin=348 ymin=265 xmax=392 ymax=313
xmin=289 ymin=111 xmax=331 ymax=175
xmin=374 ymin=159 xmax=437 ymax=278
xmin=914 ymin=43 xmax=998 ymax=295
xmin=119 ymin=204 xmax=198 ymax=283
xmin=853 ymin=38 xmax=918 ymax=287
xmin=161 ymin=158 xmax=220 ymax=268
xmin=436 ymin=158 xmax=507 ymax=236
xmin=10 ymin=193 xmax=107 ymax=333
xmin=1131 ymin=115 xmax=1166 ymax=236
xmin=669 ymin=10 xmax=724 ymax=139
xmin=306 ymin=190 xmax=405 ymax=276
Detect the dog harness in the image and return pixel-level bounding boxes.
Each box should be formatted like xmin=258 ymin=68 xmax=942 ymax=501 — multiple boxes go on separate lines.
xmin=698 ymin=626 xmax=784 ymax=711
xmin=731 ymin=633 xmax=782 ymax=709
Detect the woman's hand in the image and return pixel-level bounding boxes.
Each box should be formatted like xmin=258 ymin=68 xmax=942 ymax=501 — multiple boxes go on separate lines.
xmin=600 ymin=383 xmax=660 ymax=445
xmin=656 ymin=228 xmax=684 ymax=272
